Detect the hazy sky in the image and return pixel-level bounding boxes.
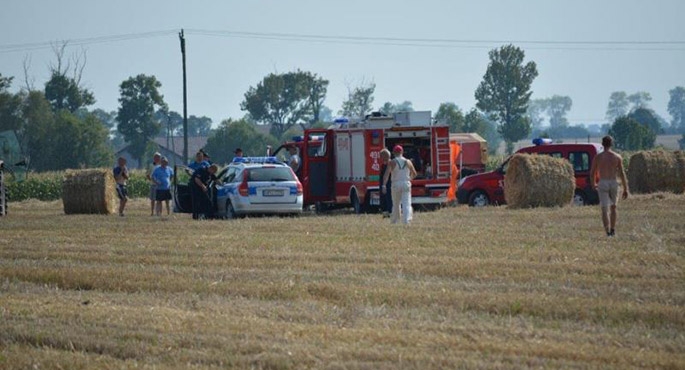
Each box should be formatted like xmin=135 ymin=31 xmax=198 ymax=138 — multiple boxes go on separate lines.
xmin=1 ymin=0 xmax=684 ymax=128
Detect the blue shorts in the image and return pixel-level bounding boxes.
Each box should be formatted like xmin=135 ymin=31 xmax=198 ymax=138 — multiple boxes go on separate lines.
xmin=116 ymin=184 xmax=128 ymax=200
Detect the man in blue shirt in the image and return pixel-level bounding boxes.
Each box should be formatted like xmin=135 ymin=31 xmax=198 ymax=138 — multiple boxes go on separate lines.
xmin=188 ymin=151 xmax=209 ymax=172
xmin=152 ymin=157 xmax=174 ymax=216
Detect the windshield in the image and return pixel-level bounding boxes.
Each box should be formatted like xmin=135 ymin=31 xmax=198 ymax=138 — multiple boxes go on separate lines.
xmin=247 ymin=167 xmax=296 ymax=182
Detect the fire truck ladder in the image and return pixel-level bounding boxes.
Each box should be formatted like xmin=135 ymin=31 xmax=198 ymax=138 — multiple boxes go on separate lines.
xmin=434 ymin=136 xmax=451 ymax=179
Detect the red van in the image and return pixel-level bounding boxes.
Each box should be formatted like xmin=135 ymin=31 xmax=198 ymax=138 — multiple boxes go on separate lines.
xmin=456 ymin=142 xmax=602 ymax=207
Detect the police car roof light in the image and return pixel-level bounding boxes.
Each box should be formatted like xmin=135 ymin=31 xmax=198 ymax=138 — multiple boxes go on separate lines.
xmin=533 ymin=138 xmax=553 ymax=146
xmin=292 ymin=136 xmax=304 ymax=142
xmin=233 ymin=156 xmax=282 ymax=164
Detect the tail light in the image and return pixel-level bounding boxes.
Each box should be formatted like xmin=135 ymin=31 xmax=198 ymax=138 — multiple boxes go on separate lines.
xmin=239 ymin=170 xmax=249 ymax=196
xmin=296 ymin=181 xmax=303 ymax=195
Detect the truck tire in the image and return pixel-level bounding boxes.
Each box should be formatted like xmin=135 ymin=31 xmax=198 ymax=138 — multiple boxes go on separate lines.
xmin=573 ymin=190 xmax=587 ymax=206
xmin=225 ymin=200 xmax=237 ymax=219
xmin=468 ymin=190 xmax=490 ymax=207
xmin=351 ymin=191 xmax=363 ymax=214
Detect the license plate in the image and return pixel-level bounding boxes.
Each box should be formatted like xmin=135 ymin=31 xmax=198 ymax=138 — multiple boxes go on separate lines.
xmin=263 ymin=189 xmax=284 ymax=196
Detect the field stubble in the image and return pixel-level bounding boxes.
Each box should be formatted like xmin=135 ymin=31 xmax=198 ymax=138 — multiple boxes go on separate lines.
xmin=1 ymin=195 xmax=684 ymax=369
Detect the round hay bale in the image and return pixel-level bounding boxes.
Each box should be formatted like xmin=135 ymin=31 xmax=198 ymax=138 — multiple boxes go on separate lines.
xmin=627 ymin=150 xmax=685 ymax=194
xmin=62 ymin=169 xmax=117 ymax=215
xmin=504 ymin=153 xmax=575 ymax=209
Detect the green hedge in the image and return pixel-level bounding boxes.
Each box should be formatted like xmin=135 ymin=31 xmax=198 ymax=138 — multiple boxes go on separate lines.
xmin=4 ymin=170 xmax=153 ymax=202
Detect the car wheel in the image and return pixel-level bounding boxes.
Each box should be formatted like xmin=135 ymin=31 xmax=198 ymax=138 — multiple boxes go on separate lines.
xmin=225 ymin=200 xmax=237 ymax=219
xmin=351 ymin=191 xmax=362 ymax=214
xmin=314 ymin=201 xmax=327 ymax=214
xmin=573 ymin=190 xmax=587 ymax=206
xmin=468 ymin=190 xmax=490 ymax=207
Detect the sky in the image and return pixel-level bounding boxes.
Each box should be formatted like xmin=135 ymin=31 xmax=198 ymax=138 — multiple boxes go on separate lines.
xmin=1 ymin=0 xmax=684 ymax=129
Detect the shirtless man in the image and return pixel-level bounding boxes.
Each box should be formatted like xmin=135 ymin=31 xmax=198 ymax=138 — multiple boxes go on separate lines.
xmin=590 ymin=135 xmax=629 ymax=237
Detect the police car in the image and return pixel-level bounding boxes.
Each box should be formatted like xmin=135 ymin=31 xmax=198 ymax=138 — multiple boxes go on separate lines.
xmin=173 ymin=157 xmax=303 ymax=218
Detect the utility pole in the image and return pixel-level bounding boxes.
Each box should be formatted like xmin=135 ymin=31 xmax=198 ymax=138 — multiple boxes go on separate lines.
xmin=179 ymin=29 xmax=188 ymax=163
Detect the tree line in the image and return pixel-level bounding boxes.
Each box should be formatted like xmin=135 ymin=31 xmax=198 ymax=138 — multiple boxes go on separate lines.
xmin=2 ymin=44 xmax=685 ymax=172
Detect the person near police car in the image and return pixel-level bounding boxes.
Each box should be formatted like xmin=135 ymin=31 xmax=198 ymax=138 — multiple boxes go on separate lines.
xmin=287 ymin=146 xmax=301 ymax=176
xmin=382 ymin=145 xmax=417 ymax=224
xmin=190 ymin=163 xmax=219 ymax=220
xmin=151 ymin=157 xmax=174 ymax=216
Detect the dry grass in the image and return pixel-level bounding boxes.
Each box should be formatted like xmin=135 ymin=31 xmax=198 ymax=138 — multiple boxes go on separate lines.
xmin=1 ymin=195 xmax=684 ymax=369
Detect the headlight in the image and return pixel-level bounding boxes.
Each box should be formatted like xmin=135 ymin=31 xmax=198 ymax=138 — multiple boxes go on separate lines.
xmin=458 ymin=177 xmax=467 ymax=187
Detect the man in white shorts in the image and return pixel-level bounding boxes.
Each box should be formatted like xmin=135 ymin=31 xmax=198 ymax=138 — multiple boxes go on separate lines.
xmin=590 ymin=136 xmax=629 ymax=237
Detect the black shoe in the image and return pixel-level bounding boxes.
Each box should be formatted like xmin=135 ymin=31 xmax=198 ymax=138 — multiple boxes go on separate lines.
xmin=609 ymin=229 xmax=615 ymax=237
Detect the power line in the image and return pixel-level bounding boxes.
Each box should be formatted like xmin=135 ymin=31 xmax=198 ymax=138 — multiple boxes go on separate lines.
xmin=186 ymin=28 xmax=685 ymax=46
xmin=1 ymin=28 xmax=685 ymax=55
xmin=0 ymin=30 xmax=178 ymax=54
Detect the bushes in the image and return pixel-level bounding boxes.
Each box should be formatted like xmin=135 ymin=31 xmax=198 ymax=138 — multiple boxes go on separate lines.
xmin=6 ymin=172 xmax=63 ymax=201
xmin=6 ymin=169 xmax=151 ymax=202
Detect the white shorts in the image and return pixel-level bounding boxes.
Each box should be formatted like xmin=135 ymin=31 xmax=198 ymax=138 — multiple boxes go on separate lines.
xmin=598 ymin=179 xmax=618 ymax=207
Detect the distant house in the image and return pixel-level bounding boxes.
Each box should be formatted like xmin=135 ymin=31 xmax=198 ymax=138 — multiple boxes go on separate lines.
xmin=115 ymin=136 xmax=208 ymax=169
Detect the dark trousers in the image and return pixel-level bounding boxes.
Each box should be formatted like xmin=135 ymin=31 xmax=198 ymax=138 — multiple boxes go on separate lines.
xmin=380 ymin=181 xmax=393 ymax=213
xmin=191 ymin=185 xmax=212 ymax=219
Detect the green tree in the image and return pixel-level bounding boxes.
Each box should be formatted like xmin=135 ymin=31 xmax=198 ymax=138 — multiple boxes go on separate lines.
xmin=668 ymin=86 xmax=685 ymax=132
xmin=240 ymin=70 xmax=327 ymax=138
xmin=546 ymin=95 xmax=572 ymax=129
xmin=187 ymin=115 xmax=212 ymax=137
xmin=627 ymin=108 xmax=662 ymax=135
xmin=526 ymin=98 xmax=549 ymax=132
xmin=339 ymin=82 xmax=375 ymax=119
xmin=50 ymin=110 xmax=111 ymax=169
xmin=0 ymin=74 xmax=23 ymax=133
xmin=304 ymin=72 xmax=329 ymax=125
xmin=117 ymin=74 xmax=166 ymax=168
xmin=380 ymin=101 xmax=414 ymax=115
xmin=627 ymin=91 xmax=652 ymax=110
xmin=204 ymin=119 xmax=279 ymax=165
xmin=606 ymin=91 xmax=629 ymax=123
xmin=463 ymin=108 xmax=487 ymax=134
xmin=435 ymin=102 xmax=464 ymax=132
xmin=608 ymin=116 xmax=655 ymax=150
xmin=44 ymin=71 xmax=95 ymax=113
xmin=475 ymin=45 xmax=538 ymax=154
xmin=21 ymin=91 xmax=55 ymax=170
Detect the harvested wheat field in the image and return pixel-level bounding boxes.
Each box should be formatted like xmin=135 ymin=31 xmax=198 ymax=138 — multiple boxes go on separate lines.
xmin=1 ymin=195 xmax=684 ymax=369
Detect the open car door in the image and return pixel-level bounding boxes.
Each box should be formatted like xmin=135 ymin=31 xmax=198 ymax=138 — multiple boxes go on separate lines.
xmin=172 ymin=165 xmax=193 ymax=213
xmin=301 ymin=129 xmax=335 ymax=206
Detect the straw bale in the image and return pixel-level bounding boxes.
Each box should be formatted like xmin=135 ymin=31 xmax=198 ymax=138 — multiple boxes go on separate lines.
xmin=504 ymin=154 xmax=575 ymax=208
xmin=627 ymin=150 xmax=685 ymax=194
xmin=62 ymin=169 xmax=116 ymax=214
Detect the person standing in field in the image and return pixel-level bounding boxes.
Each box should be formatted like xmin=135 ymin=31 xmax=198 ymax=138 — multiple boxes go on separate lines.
xmin=190 ymin=164 xmax=219 ymax=220
xmin=151 ymin=157 xmax=174 ymax=216
xmin=378 ymin=148 xmax=393 ymax=218
xmin=382 ymin=145 xmax=417 ymax=224
xmin=146 ymin=152 xmax=162 ymax=216
xmin=113 ymin=156 xmax=129 ymax=217
xmin=590 ymin=135 xmax=629 ymax=237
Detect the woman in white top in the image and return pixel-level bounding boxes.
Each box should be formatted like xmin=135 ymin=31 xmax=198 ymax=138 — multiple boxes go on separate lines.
xmin=381 ymin=145 xmax=417 ymax=224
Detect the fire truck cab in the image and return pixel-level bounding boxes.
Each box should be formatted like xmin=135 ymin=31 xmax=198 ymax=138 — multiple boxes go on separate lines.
xmin=272 ymin=111 xmax=455 ymax=213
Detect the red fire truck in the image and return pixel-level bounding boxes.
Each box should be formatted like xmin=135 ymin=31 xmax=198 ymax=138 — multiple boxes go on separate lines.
xmin=272 ymin=112 xmax=456 ymax=213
